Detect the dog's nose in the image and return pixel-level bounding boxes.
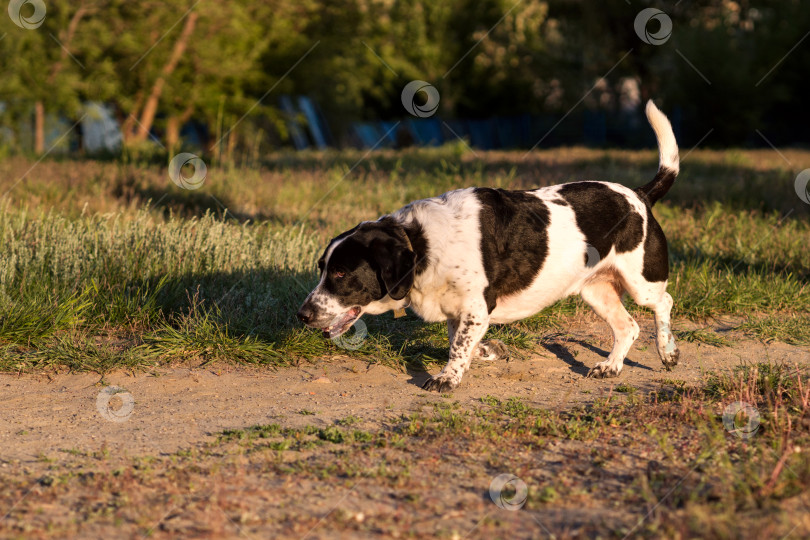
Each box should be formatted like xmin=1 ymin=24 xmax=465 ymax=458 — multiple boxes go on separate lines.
xmin=297 ymin=305 xmax=314 ymax=324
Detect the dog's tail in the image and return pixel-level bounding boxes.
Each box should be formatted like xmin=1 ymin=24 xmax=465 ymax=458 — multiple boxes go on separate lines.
xmin=635 ymin=100 xmax=679 ymax=206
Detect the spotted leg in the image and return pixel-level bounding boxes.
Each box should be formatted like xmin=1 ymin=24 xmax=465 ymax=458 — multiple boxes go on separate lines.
xmin=652 ymin=292 xmax=679 ymax=369
xmin=448 ymin=319 xmax=509 ymax=366
xmin=423 ymin=310 xmax=490 ymax=392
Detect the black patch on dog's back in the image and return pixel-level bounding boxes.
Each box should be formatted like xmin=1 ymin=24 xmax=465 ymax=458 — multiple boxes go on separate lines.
xmin=642 ymin=205 xmax=669 ymax=282
xmin=474 ymin=188 xmax=550 ymax=313
xmin=558 ymin=182 xmax=644 ymax=261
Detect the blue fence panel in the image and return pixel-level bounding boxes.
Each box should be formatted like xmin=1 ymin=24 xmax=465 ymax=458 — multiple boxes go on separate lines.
xmin=297 ymin=96 xmax=328 ymax=149
xmin=407 ymin=118 xmax=443 ymax=146
xmin=441 ymin=119 xmax=470 ymax=145
xmin=352 ymin=122 xmax=383 ymax=148
xmin=467 ymin=119 xmax=497 ymax=150
xmin=279 ymin=95 xmax=309 ymax=150
xmin=495 ymin=115 xmax=532 ymax=148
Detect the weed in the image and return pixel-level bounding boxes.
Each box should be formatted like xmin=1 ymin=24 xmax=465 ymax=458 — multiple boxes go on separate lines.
xmin=676 ymin=328 xmax=733 ymax=347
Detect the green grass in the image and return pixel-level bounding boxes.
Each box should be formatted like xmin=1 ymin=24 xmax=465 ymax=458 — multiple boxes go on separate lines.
xmin=675 ymin=328 xmax=732 ymax=347
xmin=0 ymin=147 xmax=808 ymax=372
xmin=738 ymin=313 xmax=810 ymax=345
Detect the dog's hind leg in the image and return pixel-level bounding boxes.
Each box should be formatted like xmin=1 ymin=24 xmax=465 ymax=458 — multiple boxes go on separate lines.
xmin=580 ymin=278 xmax=639 ymax=378
xmin=623 ymin=278 xmax=679 ymax=370
xmin=652 ymin=291 xmax=679 ymax=369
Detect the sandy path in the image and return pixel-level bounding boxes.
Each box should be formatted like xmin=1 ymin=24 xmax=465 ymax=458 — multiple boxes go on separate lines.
xmin=2 ymin=319 xmax=808 ymax=463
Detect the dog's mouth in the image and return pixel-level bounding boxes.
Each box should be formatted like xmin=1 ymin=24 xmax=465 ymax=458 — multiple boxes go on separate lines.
xmin=322 ymin=307 xmax=362 ymax=339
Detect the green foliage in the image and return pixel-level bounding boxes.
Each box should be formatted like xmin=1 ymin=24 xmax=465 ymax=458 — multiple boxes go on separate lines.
xmin=1 ymin=0 xmax=808 ymax=152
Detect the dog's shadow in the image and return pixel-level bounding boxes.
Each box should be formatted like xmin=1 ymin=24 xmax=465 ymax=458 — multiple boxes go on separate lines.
xmin=402 ymin=336 xmax=654 ymax=387
xmin=543 ymin=338 xmax=653 ymax=375
xmin=405 ymin=367 xmax=433 ymax=388
xmin=401 ymin=345 xmax=445 ymax=388
xmin=541 ymin=341 xmax=590 ymax=376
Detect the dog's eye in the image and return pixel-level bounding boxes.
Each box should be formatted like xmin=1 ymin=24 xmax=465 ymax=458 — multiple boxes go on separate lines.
xmin=332 ymin=270 xmax=345 ymax=278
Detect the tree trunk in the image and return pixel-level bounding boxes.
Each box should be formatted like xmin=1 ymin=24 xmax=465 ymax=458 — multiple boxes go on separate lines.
xmin=166 ymin=117 xmax=181 ymax=150
xmin=133 ymin=11 xmax=199 ymax=143
xmin=44 ymin=3 xmax=89 ymax=154
xmin=121 ymin=92 xmax=144 ymax=143
xmin=34 ymin=101 xmax=45 ymax=154
xmin=166 ymin=105 xmax=195 ymax=149
xmin=225 ymin=119 xmax=237 ymax=165
xmin=49 ymin=4 xmax=89 ymax=84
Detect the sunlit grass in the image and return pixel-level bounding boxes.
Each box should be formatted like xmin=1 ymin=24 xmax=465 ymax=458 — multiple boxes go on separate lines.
xmin=0 ymin=146 xmax=808 ymax=372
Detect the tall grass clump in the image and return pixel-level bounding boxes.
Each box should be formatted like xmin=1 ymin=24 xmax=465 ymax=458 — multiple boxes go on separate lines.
xmin=0 ymin=204 xmax=322 ymax=370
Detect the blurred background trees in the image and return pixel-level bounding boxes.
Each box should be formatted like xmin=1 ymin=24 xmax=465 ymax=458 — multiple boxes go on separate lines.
xmin=0 ymin=0 xmax=807 ymax=154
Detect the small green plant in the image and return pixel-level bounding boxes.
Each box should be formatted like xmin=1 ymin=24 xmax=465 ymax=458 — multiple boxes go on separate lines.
xmin=614 ymin=383 xmax=637 ymax=394
xmin=675 ymin=328 xmax=732 ymax=347
xmin=536 ymin=486 xmax=559 ymax=504
xmin=317 ymin=427 xmax=345 ymax=444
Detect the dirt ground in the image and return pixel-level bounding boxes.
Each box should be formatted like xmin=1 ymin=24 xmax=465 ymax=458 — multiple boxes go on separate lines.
xmin=1 ymin=317 xmax=809 ymax=539
xmin=2 ymin=318 xmax=807 ymax=461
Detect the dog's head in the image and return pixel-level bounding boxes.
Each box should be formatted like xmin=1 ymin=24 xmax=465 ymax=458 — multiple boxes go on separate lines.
xmin=297 ymin=218 xmax=415 ymax=338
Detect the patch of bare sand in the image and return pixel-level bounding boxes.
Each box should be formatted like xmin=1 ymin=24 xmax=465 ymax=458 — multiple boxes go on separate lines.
xmin=2 ymin=319 xmax=807 ymax=463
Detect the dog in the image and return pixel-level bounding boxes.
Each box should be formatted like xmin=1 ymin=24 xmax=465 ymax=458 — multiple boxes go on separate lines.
xmin=298 ymin=100 xmax=680 ymax=392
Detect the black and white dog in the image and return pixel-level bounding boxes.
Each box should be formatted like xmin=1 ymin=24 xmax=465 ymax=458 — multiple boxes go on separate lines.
xmin=298 ymin=101 xmax=680 ymax=392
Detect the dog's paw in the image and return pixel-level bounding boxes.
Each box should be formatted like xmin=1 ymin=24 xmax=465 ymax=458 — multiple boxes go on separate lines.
xmin=661 ymin=347 xmax=680 ymax=370
xmin=422 ymin=375 xmax=459 ymax=393
xmin=587 ymin=362 xmax=621 ymax=379
xmin=474 ymin=339 xmax=510 ymax=362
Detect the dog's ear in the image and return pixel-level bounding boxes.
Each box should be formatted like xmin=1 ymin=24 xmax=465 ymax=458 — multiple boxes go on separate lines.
xmin=371 ymin=231 xmax=415 ymax=301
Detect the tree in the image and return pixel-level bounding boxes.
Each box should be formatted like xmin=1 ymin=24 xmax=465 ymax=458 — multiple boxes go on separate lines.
xmin=0 ymin=0 xmax=95 ymax=153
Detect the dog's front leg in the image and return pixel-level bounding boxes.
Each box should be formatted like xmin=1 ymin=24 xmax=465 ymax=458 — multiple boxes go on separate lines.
xmin=422 ymin=311 xmax=489 ymax=392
